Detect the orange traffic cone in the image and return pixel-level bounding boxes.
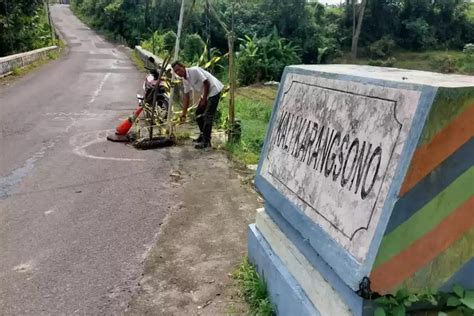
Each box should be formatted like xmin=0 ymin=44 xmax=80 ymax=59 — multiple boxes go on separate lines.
xmin=115 ymin=107 xmax=143 ymax=135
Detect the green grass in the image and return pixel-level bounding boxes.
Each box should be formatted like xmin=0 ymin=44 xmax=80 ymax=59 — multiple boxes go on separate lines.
xmin=232 ymin=257 xmax=275 ymax=316
xmin=393 ymin=50 xmax=467 ymax=73
xmin=336 ymin=50 xmax=473 ymax=75
xmin=219 ymin=85 xmax=276 ymax=165
xmin=131 ymin=50 xmax=146 ymax=72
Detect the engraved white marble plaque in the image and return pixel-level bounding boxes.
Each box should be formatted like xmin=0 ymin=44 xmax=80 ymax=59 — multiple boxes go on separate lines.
xmin=260 ymin=73 xmax=421 ymax=262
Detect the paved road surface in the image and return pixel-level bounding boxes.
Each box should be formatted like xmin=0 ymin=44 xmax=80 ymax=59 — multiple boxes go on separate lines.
xmin=0 ymin=5 xmax=175 ymax=315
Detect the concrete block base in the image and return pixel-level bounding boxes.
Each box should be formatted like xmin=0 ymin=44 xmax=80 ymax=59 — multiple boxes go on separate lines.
xmin=248 ymin=208 xmax=376 ymax=315
xmin=248 ymin=224 xmax=319 ymax=316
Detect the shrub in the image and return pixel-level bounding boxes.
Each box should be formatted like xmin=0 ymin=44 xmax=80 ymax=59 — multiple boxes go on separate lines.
xmin=182 ymin=33 xmax=205 ymax=63
xmin=463 ymin=43 xmax=474 ymax=55
xmin=458 ymin=56 xmax=474 ymax=74
xmin=369 ymin=36 xmax=396 ymax=59
xmin=431 ymin=55 xmax=457 ymax=73
xmin=141 ymin=31 xmax=165 ymax=55
xmin=236 ymin=33 xmax=301 ymax=85
xmin=368 ymin=57 xmax=397 ymax=67
xmin=458 ymin=45 xmax=474 ymax=74
xmin=402 ymin=18 xmax=437 ymax=50
xmin=163 ymin=31 xmax=177 ymax=53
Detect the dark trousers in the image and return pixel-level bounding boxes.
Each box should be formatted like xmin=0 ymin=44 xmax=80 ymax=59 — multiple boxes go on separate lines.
xmin=195 ymin=92 xmax=221 ymax=144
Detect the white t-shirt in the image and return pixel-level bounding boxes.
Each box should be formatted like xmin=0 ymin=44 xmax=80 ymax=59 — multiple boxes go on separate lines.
xmin=182 ymin=67 xmax=224 ymax=97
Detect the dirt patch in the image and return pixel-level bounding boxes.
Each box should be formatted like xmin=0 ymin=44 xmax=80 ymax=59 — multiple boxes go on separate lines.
xmin=125 ymin=143 xmax=262 ymax=315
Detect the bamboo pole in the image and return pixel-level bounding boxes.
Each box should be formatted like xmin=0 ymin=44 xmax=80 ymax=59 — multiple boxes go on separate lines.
xmin=227 ymin=0 xmax=236 ymax=141
xmin=228 ymin=32 xmax=235 ymax=130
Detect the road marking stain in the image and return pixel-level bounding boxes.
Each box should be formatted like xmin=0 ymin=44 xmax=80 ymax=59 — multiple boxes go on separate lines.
xmin=89 ymin=73 xmax=111 ymax=104
xmin=45 ymin=111 xmax=106 ymax=133
xmin=70 ymin=130 xmax=145 ymax=162
xmin=0 ymin=142 xmax=56 ymax=199
xmin=13 ymin=261 xmax=34 ymax=273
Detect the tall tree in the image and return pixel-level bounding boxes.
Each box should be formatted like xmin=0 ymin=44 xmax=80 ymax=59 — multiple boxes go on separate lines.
xmin=351 ymin=0 xmax=367 ymax=59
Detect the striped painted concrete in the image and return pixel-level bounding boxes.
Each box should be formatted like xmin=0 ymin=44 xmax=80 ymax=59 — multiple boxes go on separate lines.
xmin=371 ymin=94 xmax=474 ymax=294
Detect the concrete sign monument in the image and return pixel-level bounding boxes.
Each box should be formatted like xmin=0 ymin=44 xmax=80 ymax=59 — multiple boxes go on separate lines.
xmin=248 ymin=65 xmax=474 ymax=315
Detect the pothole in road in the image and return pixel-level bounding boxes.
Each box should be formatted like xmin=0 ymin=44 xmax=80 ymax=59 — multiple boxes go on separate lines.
xmin=95 ymin=43 xmax=114 ymax=49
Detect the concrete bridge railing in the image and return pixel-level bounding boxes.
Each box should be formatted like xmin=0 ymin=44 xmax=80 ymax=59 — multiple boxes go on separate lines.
xmin=134 ymin=46 xmax=168 ymax=69
xmin=0 ymin=46 xmax=59 ymax=76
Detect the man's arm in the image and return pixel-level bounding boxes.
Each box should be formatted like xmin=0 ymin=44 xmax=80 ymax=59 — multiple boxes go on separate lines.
xmin=199 ymin=80 xmax=210 ymax=108
xmin=181 ymin=92 xmax=191 ymax=121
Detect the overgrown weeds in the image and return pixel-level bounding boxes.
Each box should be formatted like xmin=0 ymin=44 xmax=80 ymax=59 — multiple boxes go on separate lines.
xmin=232 ymin=257 xmax=274 ymax=316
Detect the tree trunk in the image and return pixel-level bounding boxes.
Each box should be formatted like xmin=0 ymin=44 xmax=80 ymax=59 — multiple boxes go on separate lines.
xmin=352 ymin=0 xmax=355 ymax=38
xmin=144 ymin=0 xmax=150 ymax=28
xmin=351 ymin=0 xmax=367 ymax=60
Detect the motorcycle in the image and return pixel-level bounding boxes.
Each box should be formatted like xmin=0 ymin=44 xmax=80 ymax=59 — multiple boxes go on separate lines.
xmin=131 ymin=55 xmax=175 ymax=149
xmin=137 ymin=56 xmax=170 ymax=123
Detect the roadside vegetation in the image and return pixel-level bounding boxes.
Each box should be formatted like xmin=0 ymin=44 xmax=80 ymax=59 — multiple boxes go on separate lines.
xmin=67 ymin=0 xmax=474 ymax=166
xmin=0 ymin=0 xmax=56 ymax=57
xmin=69 ymin=0 xmax=473 ymax=79
xmin=2 ymin=0 xmax=473 ymax=313
xmin=232 ymin=257 xmax=274 ymax=316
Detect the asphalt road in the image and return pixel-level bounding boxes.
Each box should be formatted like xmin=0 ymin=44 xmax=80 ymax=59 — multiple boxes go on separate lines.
xmin=0 ymin=5 xmax=175 ymax=315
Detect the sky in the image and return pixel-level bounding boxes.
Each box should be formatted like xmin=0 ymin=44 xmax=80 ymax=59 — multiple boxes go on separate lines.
xmin=318 ymin=0 xmax=344 ymax=6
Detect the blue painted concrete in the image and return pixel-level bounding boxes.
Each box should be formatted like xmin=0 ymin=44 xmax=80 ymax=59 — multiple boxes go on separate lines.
xmin=264 ymin=203 xmax=367 ymax=315
xmin=255 ymin=65 xmax=439 ymax=290
xmin=386 ymin=138 xmax=474 ymax=235
xmin=440 ymin=258 xmax=474 ymax=292
xmin=248 ymin=224 xmax=320 ymax=316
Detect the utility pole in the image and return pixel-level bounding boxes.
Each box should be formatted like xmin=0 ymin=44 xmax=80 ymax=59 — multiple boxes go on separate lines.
xmin=167 ymin=0 xmax=186 ymax=136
